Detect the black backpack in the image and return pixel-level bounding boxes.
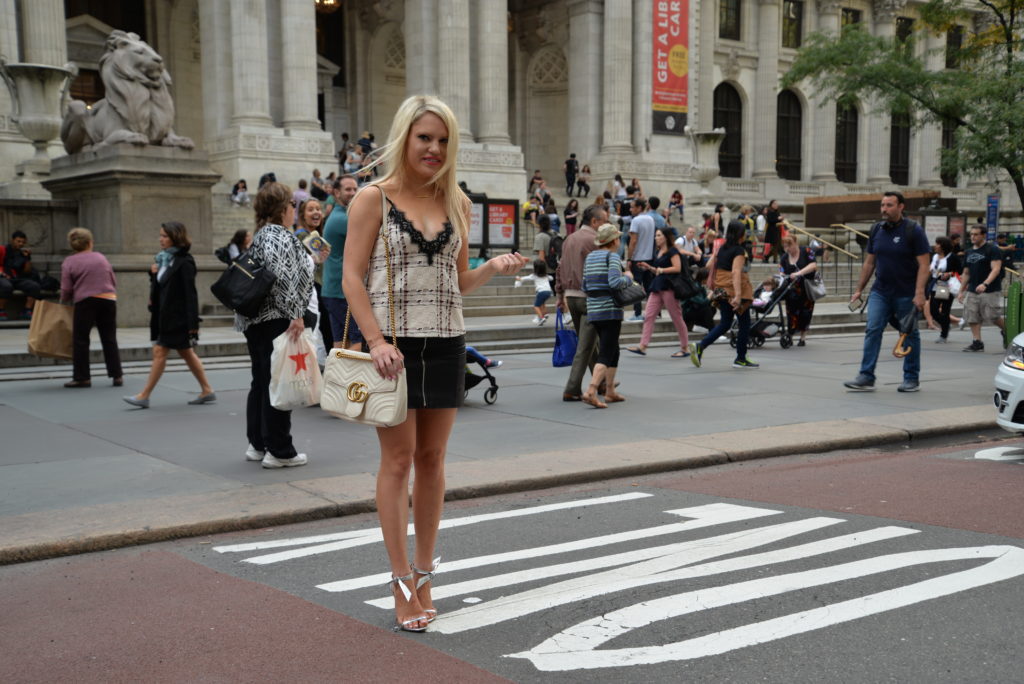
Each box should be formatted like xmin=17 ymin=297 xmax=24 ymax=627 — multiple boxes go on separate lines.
xmin=546 ymin=234 xmax=564 ymax=271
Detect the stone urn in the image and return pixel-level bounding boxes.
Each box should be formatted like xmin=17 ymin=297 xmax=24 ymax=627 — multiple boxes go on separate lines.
xmin=685 ymin=125 xmax=726 ymax=214
xmin=0 ymin=58 xmax=77 ymax=176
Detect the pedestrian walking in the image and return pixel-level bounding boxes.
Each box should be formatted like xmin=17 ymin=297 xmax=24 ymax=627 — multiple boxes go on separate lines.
xmin=581 ymin=223 xmax=632 ymax=408
xmin=627 ymin=227 xmax=690 ymax=358
xmin=555 ymin=204 xmax=606 ymax=401
xmin=563 ymin=153 xmax=579 ymax=196
xmin=925 ymin=236 xmax=961 ymax=343
xmin=958 ymin=224 xmax=1005 ymax=352
xmin=60 ymin=228 xmax=123 ymax=388
xmin=123 ymin=222 xmax=215 ymax=408
xmin=779 ymin=234 xmax=818 ymax=346
xmin=844 ymin=191 xmax=930 ymax=392
xmin=688 ymin=220 xmax=758 ymax=369
xmin=342 ymin=95 xmax=527 ymax=632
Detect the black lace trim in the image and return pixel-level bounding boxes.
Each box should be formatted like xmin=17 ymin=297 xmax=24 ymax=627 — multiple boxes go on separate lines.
xmin=388 ymin=200 xmax=453 ymax=265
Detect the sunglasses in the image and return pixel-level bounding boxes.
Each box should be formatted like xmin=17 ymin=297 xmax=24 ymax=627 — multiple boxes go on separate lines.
xmin=290 ymin=200 xmax=297 ymax=208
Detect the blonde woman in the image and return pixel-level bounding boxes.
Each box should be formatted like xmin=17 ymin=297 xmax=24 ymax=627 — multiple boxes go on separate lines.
xmin=343 ymin=95 xmax=527 ymax=632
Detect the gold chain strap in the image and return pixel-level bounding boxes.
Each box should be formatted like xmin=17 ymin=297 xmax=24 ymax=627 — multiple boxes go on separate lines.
xmin=342 ymin=187 xmax=397 ymax=349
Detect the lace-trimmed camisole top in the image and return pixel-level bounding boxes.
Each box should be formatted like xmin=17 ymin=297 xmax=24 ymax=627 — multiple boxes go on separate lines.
xmin=366 ymin=197 xmax=465 ymax=338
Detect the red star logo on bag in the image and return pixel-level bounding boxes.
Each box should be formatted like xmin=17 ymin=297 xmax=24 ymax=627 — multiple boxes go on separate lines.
xmin=289 ymin=352 xmax=309 ymax=373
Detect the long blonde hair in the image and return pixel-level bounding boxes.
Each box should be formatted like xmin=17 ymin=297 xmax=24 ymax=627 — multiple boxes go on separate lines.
xmin=363 ymin=95 xmax=469 ymax=239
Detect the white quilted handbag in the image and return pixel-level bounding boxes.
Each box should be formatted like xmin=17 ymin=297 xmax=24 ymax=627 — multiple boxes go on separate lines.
xmin=320 ymin=188 xmax=408 ymax=427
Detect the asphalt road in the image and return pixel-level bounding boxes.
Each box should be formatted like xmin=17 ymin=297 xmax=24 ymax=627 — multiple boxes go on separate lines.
xmin=3 ymin=435 xmax=1022 ymax=683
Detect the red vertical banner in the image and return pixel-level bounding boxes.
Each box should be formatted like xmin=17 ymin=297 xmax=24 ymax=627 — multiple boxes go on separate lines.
xmin=652 ymin=0 xmax=689 ymax=135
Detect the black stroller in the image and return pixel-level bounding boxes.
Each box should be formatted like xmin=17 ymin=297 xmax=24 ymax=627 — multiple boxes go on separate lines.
xmin=728 ymin=273 xmax=795 ymax=349
xmin=464 ymin=357 xmax=499 ymax=404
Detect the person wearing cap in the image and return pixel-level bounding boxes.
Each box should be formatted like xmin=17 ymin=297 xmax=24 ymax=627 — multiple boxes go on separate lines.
xmin=580 ymin=223 xmax=633 ymax=408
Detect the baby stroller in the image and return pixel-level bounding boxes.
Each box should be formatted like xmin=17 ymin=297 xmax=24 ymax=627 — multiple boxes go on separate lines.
xmin=728 ymin=273 xmax=795 ymax=349
xmin=464 ymin=357 xmax=499 ymax=404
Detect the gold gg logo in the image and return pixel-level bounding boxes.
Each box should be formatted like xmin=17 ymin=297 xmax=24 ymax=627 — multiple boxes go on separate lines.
xmin=346 ymin=382 xmax=369 ymax=403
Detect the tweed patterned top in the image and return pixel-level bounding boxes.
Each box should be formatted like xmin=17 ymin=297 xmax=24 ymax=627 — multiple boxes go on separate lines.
xmin=235 ymin=223 xmax=314 ymax=332
xmin=366 ymin=198 xmax=465 ymax=338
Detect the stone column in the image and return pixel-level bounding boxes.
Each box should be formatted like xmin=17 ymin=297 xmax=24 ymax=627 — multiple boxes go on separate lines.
xmin=0 ymin=0 xmax=20 ymax=66
xmin=695 ymin=0 xmax=715 ymax=129
xmin=568 ymin=0 xmax=603 ymax=165
xmin=228 ymin=0 xmax=273 ymax=127
xmin=751 ymin=0 xmax=780 ymax=178
xmin=438 ymin=0 xmax=474 ymax=140
xmin=810 ymin=1 xmax=840 ymax=181
xmin=19 ymin=0 xmax=65 ymax=66
xmin=475 ymin=0 xmax=510 ymax=144
xmin=916 ymin=29 xmax=944 ymax=186
xmin=280 ymin=0 xmax=320 ymax=131
xmin=631 ymin=0 xmax=652 ymax=152
xmin=865 ymin=0 xmax=905 ymax=185
xmin=404 ymin=0 xmax=437 ymax=95
xmin=199 ymin=0 xmax=232 ymax=137
xmin=601 ymin=0 xmax=633 ymax=153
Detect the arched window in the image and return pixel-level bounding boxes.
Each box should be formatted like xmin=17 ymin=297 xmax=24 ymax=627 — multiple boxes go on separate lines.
xmin=889 ymin=112 xmax=911 ymax=186
xmin=775 ymin=90 xmax=802 ymax=180
xmin=713 ymin=83 xmax=742 ymax=178
xmin=835 ymin=102 xmax=859 ymax=183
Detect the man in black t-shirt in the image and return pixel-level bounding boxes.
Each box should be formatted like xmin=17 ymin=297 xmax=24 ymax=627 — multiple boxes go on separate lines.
xmin=563 ymin=153 xmax=579 ymax=196
xmin=958 ymin=225 xmax=1004 ymax=352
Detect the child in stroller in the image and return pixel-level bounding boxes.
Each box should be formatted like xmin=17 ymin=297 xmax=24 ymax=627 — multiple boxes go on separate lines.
xmin=729 ymin=273 xmax=796 ymax=349
xmin=464 ymin=346 xmax=501 ymax=404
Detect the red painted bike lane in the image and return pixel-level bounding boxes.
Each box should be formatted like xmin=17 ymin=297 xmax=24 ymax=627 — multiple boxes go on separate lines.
xmin=0 ymin=549 xmax=508 ymax=684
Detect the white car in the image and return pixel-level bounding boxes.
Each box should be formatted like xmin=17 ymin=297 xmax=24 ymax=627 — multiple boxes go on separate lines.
xmin=994 ymin=332 xmax=1024 ymax=433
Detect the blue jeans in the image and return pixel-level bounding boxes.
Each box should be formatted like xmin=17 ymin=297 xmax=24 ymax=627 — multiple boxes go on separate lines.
xmin=700 ymin=301 xmax=750 ymax=361
xmin=859 ymin=290 xmax=920 ymax=382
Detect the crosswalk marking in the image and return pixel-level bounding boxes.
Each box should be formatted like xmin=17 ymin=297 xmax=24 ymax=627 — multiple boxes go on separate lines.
xmin=317 ymin=503 xmax=780 ymax=593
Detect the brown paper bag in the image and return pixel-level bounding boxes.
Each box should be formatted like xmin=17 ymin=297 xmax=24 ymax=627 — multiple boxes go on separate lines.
xmin=27 ymin=299 xmax=73 ymax=360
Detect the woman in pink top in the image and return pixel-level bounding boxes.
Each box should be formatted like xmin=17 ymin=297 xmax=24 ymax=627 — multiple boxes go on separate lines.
xmin=60 ymin=227 xmax=122 ymax=388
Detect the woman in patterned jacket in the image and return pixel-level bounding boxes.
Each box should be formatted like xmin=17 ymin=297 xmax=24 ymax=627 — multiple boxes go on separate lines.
xmin=343 ymin=95 xmax=526 ymax=633
xmin=238 ymin=182 xmax=314 ymax=470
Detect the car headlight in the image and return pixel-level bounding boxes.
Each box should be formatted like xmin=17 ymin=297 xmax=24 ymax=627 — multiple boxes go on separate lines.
xmin=1004 ymin=342 xmax=1024 ymax=370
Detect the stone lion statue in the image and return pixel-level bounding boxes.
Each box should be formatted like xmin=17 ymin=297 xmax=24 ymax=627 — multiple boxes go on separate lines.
xmin=61 ymin=30 xmax=194 ymax=154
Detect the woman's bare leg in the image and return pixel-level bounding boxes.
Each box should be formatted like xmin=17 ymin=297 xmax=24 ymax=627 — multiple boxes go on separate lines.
xmin=135 ymin=345 xmax=168 ymax=400
xmin=410 ymin=408 xmax=458 ymax=616
xmin=375 ymin=415 xmax=428 ymax=629
xmin=177 ymin=347 xmax=214 ymax=395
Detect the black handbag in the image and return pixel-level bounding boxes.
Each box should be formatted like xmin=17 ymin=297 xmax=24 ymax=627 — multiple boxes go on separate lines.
xmin=210 ymin=251 xmax=277 ymax=318
xmin=612 ymin=281 xmax=646 ymax=307
xmin=667 ymin=271 xmax=699 ymax=300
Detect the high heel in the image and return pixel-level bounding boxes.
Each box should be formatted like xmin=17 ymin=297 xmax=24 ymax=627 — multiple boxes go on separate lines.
xmin=387 ymin=572 xmax=429 ymax=632
xmin=412 ymin=557 xmax=441 ymax=623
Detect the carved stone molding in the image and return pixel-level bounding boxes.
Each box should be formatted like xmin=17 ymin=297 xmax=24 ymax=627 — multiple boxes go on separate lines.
xmin=536 ymin=3 xmax=569 ymax=46
xmin=457 ymin=148 xmax=525 ymax=169
xmin=723 ymin=48 xmax=742 ymax=81
xmin=206 ymin=133 xmax=335 ymax=158
xmin=816 ymin=0 xmax=842 ymax=14
xmin=872 ymin=0 xmax=907 ymax=23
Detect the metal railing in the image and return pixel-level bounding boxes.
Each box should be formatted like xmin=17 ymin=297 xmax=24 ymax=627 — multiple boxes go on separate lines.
xmin=781 ymin=220 xmax=863 ymax=301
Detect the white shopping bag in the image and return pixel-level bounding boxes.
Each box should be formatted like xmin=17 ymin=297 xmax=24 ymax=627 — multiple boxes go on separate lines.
xmin=269 ymin=329 xmax=324 ymax=410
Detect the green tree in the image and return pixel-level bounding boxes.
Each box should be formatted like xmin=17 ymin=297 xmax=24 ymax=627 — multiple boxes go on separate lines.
xmin=782 ymin=0 xmax=1024 ymax=207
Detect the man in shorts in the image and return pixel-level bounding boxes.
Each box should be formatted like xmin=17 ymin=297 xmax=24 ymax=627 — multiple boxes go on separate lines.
xmin=958 ymin=225 xmax=1004 ymax=352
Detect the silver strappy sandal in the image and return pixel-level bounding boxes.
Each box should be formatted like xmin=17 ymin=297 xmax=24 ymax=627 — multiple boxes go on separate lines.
xmin=412 ymin=557 xmax=441 ymax=623
xmin=388 ymin=571 xmax=429 ymax=632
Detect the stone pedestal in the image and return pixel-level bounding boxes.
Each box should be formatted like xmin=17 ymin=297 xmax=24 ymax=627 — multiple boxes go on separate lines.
xmin=41 ymin=146 xmax=221 ymax=255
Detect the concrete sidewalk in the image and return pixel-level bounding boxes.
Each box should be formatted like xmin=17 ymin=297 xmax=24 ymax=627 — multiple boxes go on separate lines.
xmin=0 ymin=322 xmax=1010 ymax=564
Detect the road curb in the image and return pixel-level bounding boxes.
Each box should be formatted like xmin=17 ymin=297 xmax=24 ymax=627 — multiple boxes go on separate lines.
xmin=0 ymin=408 xmax=998 ymax=566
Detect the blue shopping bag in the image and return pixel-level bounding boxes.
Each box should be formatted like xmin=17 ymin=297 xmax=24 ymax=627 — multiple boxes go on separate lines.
xmin=552 ymin=310 xmax=578 ymax=367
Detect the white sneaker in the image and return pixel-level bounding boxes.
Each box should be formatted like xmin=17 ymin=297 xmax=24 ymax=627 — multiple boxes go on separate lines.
xmin=261 ymin=452 xmax=308 ymax=469
xmin=531 ymin=316 xmax=540 ymax=324
xmin=245 ymin=444 xmax=265 ymax=462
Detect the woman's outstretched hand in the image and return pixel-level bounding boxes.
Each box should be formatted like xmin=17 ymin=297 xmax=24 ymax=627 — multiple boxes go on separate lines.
xmin=488 ymin=252 xmax=530 ymax=275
